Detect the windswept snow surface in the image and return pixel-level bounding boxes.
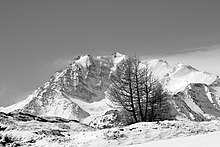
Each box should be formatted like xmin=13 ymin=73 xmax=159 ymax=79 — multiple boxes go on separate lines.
xmin=2 ymin=118 xmax=220 ymax=147
xmin=71 ymin=98 xmax=112 ymax=116
xmin=126 ymin=130 xmax=220 ymax=147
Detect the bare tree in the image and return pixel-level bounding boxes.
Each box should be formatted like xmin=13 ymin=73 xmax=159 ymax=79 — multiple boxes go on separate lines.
xmin=142 ymin=63 xmax=171 ymax=122
xmin=143 ymin=66 xmax=156 ymax=121
xmin=109 ymin=56 xmax=138 ymax=122
xmin=133 ymin=56 xmax=145 ymax=121
xmin=109 ymin=56 xmax=171 ymax=123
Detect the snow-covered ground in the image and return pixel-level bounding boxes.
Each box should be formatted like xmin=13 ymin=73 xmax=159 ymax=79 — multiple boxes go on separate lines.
xmin=127 ymin=130 xmax=220 ymax=147
xmin=1 ymin=117 xmax=220 ymax=147
xmin=71 ymin=98 xmax=111 ymax=116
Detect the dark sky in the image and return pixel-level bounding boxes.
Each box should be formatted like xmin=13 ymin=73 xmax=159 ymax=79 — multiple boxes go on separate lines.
xmin=0 ymin=0 xmax=220 ymax=106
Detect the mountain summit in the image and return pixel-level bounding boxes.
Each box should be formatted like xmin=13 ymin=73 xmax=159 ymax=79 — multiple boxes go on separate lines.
xmin=1 ymin=53 xmax=220 ymax=122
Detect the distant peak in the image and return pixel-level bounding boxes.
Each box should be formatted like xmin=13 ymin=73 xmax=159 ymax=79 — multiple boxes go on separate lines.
xmin=175 ymin=63 xmax=198 ymax=71
xmin=111 ymin=52 xmax=125 ymax=58
xmin=74 ymin=54 xmax=93 ymax=68
xmin=149 ymin=59 xmax=169 ymax=64
xmin=169 ymin=63 xmax=200 ymax=78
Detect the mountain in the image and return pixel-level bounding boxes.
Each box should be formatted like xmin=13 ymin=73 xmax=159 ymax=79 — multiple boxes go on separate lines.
xmin=172 ymin=83 xmax=220 ymax=121
xmin=1 ymin=52 xmax=220 ymax=123
xmin=164 ymin=63 xmax=216 ymax=93
xmin=0 ymin=52 xmax=125 ymax=121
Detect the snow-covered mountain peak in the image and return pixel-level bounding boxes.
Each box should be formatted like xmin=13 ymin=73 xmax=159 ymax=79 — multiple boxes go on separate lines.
xmin=141 ymin=59 xmax=171 ymax=79
xmin=111 ymin=52 xmax=126 ymax=64
xmin=110 ymin=52 xmax=126 ymax=72
xmin=169 ymin=64 xmax=197 ymax=79
xmin=1 ymin=52 xmax=220 ymax=122
xmin=148 ymin=59 xmax=169 ymax=65
xmin=74 ymin=54 xmax=93 ymax=69
xmin=172 ymin=63 xmax=198 ymax=73
xmin=164 ymin=63 xmax=217 ymax=93
xmin=211 ymin=76 xmax=220 ymax=87
xmin=111 ymin=52 xmax=125 ymax=58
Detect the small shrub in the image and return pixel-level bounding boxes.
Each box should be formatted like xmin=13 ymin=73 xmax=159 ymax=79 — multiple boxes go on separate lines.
xmin=104 ymin=130 xmax=126 ymax=140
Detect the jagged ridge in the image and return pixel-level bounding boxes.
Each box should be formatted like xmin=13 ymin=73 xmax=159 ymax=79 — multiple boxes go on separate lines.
xmin=1 ymin=53 xmax=220 ymax=123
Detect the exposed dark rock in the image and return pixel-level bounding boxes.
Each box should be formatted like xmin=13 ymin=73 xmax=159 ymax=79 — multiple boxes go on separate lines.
xmin=34 ymin=129 xmax=65 ymax=137
xmin=0 ymin=126 xmax=7 ymax=131
xmin=172 ymin=83 xmax=220 ymax=121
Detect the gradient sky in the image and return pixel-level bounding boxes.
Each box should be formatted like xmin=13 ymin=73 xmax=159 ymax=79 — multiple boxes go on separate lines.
xmin=0 ymin=0 xmax=220 ymax=106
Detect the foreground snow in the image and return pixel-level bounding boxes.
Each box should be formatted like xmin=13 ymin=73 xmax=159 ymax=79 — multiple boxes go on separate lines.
xmin=1 ymin=117 xmax=220 ymax=146
xmin=128 ymin=130 xmax=220 ymax=147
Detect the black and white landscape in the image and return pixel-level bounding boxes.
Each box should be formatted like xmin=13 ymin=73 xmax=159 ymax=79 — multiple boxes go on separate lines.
xmin=1 ymin=1 xmax=220 ymax=147
xmin=1 ymin=52 xmax=220 ymax=146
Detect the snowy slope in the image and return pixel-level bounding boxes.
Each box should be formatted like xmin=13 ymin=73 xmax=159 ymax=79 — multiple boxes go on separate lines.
xmin=140 ymin=59 xmax=216 ymax=93
xmin=164 ymin=63 xmax=216 ymax=93
xmin=126 ymin=130 xmax=220 ymax=147
xmin=172 ymin=83 xmax=220 ymax=121
xmin=2 ymin=115 xmax=220 ymax=147
xmin=1 ymin=88 xmax=90 ymax=120
xmin=2 ymin=89 xmax=40 ymax=113
xmin=0 ymin=54 xmax=116 ymax=120
xmin=70 ymin=97 xmax=112 ymax=116
xmin=143 ymin=59 xmax=171 ymax=79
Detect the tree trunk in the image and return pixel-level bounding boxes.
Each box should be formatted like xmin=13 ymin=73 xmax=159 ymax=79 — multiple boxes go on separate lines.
xmin=128 ymin=59 xmax=138 ymax=122
xmin=135 ymin=63 xmax=144 ymax=121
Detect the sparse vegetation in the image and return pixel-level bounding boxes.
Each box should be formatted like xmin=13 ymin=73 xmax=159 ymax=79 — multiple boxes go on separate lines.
xmin=109 ymin=56 xmax=172 ymax=123
xmin=104 ymin=129 xmax=126 ymax=140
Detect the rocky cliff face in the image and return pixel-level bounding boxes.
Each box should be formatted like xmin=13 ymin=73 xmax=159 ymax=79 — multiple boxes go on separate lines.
xmin=1 ymin=53 xmax=220 ymax=122
xmin=1 ymin=53 xmax=125 ymax=120
xmin=172 ymin=83 xmax=220 ymax=121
